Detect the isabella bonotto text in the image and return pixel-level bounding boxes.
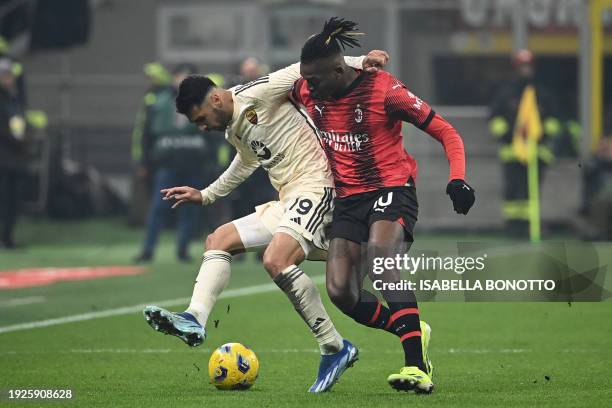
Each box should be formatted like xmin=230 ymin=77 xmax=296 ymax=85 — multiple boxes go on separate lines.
xmin=373 ymin=279 xmax=556 ymax=292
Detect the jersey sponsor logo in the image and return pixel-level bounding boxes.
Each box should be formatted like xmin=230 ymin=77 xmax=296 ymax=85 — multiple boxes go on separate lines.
xmin=314 ymin=104 xmax=325 ymax=117
xmin=355 ymin=105 xmax=363 ymax=123
xmin=245 ymin=107 xmax=258 ymax=125
xmin=318 ymin=130 xmax=369 ymax=152
xmin=250 ymin=140 xmax=272 ymax=160
xmin=373 ymin=192 xmax=394 ymax=213
xmin=392 ymin=82 xmax=403 ymax=90
xmin=261 ymin=152 xmax=285 ymax=170
xmin=290 ymin=217 xmax=301 ymax=225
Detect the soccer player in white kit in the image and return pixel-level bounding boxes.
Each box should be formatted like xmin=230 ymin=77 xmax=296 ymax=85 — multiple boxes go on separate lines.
xmin=143 ymin=51 xmax=388 ymax=392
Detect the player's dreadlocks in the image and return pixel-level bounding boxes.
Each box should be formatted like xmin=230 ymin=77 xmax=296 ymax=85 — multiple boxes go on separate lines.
xmin=175 ymin=75 xmax=216 ymax=116
xmin=300 ymin=17 xmax=364 ymax=63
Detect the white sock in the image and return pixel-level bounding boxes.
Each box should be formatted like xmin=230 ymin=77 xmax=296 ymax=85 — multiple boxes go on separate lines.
xmin=185 ymin=250 xmax=231 ymax=326
xmin=274 ymin=265 xmax=344 ymax=355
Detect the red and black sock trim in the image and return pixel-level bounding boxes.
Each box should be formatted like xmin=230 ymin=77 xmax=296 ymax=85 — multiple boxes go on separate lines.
xmin=348 ymin=290 xmax=394 ymax=333
xmin=388 ymin=302 xmax=426 ymax=371
xmin=348 ymin=292 xmax=427 ymax=372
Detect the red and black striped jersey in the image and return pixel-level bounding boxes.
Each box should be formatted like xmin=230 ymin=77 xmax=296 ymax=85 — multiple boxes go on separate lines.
xmin=291 ymin=70 xmax=466 ymax=198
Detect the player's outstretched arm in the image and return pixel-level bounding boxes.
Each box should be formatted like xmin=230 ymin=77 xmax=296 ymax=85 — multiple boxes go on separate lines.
xmin=161 ymin=151 xmax=259 ymax=209
xmin=200 ymin=151 xmax=260 ymax=206
xmin=265 ymin=50 xmax=389 ymax=101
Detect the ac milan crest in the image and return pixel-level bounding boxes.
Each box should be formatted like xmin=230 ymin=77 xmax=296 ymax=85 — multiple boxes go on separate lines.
xmin=355 ymin=105 xmax=363 ymax=123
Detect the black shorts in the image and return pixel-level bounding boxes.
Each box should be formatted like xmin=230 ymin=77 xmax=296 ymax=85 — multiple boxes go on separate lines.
xmin=328 ymin=186 xmax=418 ymax=244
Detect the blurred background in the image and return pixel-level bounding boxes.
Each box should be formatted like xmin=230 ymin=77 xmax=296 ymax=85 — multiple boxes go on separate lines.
xmin=1 ymin=0 xmax=612 ymax=259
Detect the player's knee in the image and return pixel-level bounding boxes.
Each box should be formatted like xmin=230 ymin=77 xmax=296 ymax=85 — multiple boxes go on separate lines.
xmin=367 ymin=236 xmax=398 ymax=251
xmin=368 ymin=224 xmax=406 ymax=249
xmin=205 ymin=228 xmax=229 ymax=252
xmin=204 ymin=232 xmax=218 ymax=251
xmin=262 ymin=251 xmax=289 ymax=277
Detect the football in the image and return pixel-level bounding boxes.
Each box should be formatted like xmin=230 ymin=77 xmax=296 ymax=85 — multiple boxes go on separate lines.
xmin=208 ymin=343 xmax=260 ymax=390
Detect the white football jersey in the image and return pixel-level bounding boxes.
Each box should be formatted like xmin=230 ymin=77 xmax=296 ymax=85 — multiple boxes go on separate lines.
xmin=226 ymin=63 xmax=331 ymax=200
xmin=202 ymin=58 xmax=364 ymax=203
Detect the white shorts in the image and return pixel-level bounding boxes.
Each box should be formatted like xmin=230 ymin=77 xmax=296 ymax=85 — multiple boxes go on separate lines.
xmin=232 ymin=187 xmax=333 ymax=261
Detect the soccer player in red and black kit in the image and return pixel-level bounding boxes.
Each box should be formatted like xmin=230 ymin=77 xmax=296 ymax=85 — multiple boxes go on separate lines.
xmin=291 ymin=18 xmax=475 ymax=393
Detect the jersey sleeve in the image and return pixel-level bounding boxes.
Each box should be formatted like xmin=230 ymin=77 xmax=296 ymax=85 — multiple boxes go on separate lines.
xmin=200 ymin=149 xmax=259 ymax=205
xmin=264 ymin=56 xmax=366 ymax=102
xmin=423 ymin=113 xmax=466 ymax=182
xmin=384 ymin=79 xmax=435 ymax=129
xmin=383 ymin=76 xmax=466 ymax=181
xmin=344 ymin=56 xmax=366 ymax=70
xmin=264 ymin=62 xmax=301 ymax=102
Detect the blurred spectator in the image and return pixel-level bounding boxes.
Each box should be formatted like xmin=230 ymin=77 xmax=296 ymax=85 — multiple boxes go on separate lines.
xmin=578 ymin=106 xmax=612 ymax=240
xmin=239 ymin=57 xmax=265 ymax=82
xmin=578 ymin=136 xmax=612 ymax=240
xmin=552 ymin=119 xmax=581 ymax=159
xmin=134 ymin=63 xmax=209 ymax=263
xmin=0 ymin=36 xmax=26 ymax=110
xmin=0 ymin=58 xmax=27 ymax=248
xmin=488 ymin=49 xmax=561 ymax=237
xmin=582 ymin=135 xmax=612 ymax=201
xmin=129 ymin=62 xmax=173 ymax=225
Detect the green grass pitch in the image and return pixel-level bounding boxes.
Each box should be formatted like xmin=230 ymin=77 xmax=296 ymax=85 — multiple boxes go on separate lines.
xmin=0 ymin=219 xmax=611 ymax=407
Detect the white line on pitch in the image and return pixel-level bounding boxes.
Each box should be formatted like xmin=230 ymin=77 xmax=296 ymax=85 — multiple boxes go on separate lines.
xmin=0 ymin=276 xmax=325 ymax=335
xmin=0 ymin=296 xmax=46 ymax=308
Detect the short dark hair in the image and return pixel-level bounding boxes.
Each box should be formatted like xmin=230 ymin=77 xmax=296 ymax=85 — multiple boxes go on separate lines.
xmin=175 ymin=75 xmax=216 ymax=116
xmin=300 ymin=17 xmax=363 ymax=63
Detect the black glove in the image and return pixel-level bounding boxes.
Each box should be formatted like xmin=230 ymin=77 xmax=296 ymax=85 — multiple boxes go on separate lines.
xmin=446 ymin=179 xmax=475 ymax=215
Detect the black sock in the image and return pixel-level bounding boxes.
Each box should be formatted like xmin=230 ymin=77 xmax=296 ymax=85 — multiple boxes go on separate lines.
xmin=348 ymin=290 xmax=394 ymax=333
xmin=388 ymin=302 xmax=426 ymax=371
